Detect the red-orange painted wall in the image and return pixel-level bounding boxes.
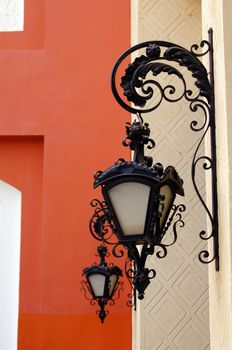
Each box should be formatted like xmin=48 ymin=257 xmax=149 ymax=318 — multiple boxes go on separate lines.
xmin=0 ymin=1 xmax=131 ymax=349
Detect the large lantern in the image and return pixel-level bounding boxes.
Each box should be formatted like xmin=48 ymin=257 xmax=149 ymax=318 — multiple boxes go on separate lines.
xmin=94 ymin=121 xmax=184 ymax=246
xmin=92 ymin=120 xmax=184 ymax=299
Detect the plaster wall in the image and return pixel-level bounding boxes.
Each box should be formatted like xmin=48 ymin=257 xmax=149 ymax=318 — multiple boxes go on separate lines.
xmin=132 ymin=1 xmax=210 ymax=349
xmin=0 ymin=1 xmax=132 ymax=349
xmin=202 ymin=1 xmax=232 ymax=349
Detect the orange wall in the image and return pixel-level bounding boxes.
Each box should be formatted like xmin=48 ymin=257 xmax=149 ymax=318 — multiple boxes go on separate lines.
xmin=0 ymin=1 xmax=131 ymax=349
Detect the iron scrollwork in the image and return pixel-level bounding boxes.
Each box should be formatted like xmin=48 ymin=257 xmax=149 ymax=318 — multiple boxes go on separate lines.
xmin=82 ymin=30 xmax=218 ymax=321
xmin=111 ymin=29 xmax=218 ymax=270
xmin=89 ymin=203 xmax=186 ymax=301
xmin=89 ymin=117 xmax=186 ymax=300
xmin=89 ymin=199 xmax=117 ymax=245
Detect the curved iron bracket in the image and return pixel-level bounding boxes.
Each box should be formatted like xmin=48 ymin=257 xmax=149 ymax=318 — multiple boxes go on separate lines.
xmin=111 ymin=29 xmax=219 ymax=271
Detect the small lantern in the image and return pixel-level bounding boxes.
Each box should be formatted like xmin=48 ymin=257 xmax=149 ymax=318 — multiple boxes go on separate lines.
xmin=82 ymin=245 xmax=122 ymax=323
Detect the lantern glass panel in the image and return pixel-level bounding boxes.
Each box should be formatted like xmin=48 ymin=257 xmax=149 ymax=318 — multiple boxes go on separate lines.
xmin=88 ymin=274 xmax=106 ymax=298
xmin=107 ymin=182 xmax=150 ymax=236
xmin=159 ymin=185 xmax=174 ymax=230
xmin=108 ymin=274 xmax=118 ymax=297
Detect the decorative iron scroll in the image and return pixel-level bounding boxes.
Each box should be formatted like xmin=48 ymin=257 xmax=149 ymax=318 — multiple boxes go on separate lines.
xmin=111 ymin=29 xmax=219 ymax=270
xmin=81 ymin=278 xmax=124 ymax=322
xmin=89 ymin=199 xmax=117 ymax=245
xmin=89 ymin=199 xmax=186 ymax=301
xmin=125 ymin=258 xmax=137 ymax=309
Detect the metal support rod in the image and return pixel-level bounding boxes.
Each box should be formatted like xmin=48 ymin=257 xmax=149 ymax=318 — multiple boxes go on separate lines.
xmin=208 ymin=28 xmax=219 ymax=271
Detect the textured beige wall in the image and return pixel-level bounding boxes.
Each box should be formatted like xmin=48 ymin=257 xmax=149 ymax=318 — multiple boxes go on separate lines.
xmin=132 ymin=1 xmax=211 ymax=349
xmin=202 ymin=1 xmax=232 ymax=349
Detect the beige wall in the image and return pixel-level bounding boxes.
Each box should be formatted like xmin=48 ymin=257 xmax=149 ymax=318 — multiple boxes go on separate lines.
xmin=202 ymin=1 xmax=232 ymax=349
xmin=132 ymin=1 xmax=211 ymax=349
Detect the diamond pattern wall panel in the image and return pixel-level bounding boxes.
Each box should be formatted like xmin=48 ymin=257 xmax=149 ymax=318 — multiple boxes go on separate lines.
xmin=134 ymin=1 xmax=210 ymax=349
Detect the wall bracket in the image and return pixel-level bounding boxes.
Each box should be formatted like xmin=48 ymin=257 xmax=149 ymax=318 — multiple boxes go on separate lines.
xmin=111 ymin=28 xmax=219 ymax=270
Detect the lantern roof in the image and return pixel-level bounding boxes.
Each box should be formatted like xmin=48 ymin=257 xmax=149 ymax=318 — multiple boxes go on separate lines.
xmin=83 ymin=246 xmax=122 ymax=280
xmin=94 ymin=161 xmax=184 ymax=196
xmin=83 ymin=263 xmax=122 ymax=279
xmin=93 ymin=161 xmax=162 ymax=188
xmin=162 ymin=165 xmax=184 ymax=196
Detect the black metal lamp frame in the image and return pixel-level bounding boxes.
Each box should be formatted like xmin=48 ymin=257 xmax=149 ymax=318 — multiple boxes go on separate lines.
xmin=83 ymin=28 xmax=218 ymax=316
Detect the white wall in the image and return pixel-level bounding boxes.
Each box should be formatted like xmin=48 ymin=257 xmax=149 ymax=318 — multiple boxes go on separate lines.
xmin=0 ymin=180 xmax=21 ymax=350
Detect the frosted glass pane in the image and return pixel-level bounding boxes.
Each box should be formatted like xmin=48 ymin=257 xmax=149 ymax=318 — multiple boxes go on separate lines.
xmin=160 ymin=185 xmax=173 ymax=229
xmin=108 ymin=182 xmax=150 ymax=236
xmin=88 ymin=274 xmax=106 ymax=297
xmin=109 ymin=274 xmax=118 ymax=296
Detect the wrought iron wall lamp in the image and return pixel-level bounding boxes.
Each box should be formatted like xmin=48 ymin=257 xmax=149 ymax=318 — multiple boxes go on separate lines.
xmin=82 ymin=28 xmax=218 ymax=322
